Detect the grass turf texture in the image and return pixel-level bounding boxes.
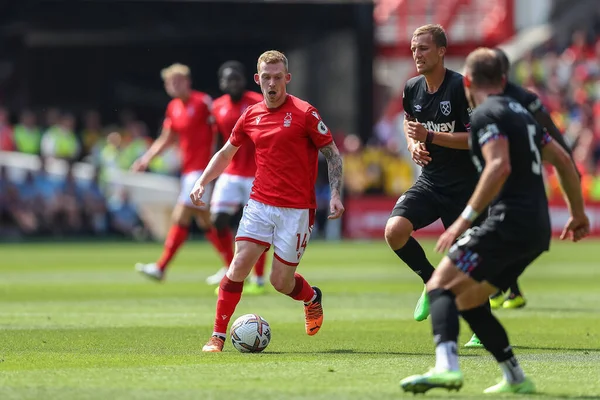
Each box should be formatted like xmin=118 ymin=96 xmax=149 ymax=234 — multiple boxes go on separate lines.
xmin=1 ymin=240 xmax=599 ymax=399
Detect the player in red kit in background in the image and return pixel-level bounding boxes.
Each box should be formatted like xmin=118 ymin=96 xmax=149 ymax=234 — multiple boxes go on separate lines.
xmin=190 ymin=50 xmax=344 ymax=352
xmin=132 ymin=63 xmax=229 ymax=281
xmin=205 ymin=61 xmax=267 ymax=294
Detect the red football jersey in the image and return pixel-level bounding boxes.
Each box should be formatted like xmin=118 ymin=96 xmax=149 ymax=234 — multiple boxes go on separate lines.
xmin=229 ymin=95 xmax=333 ymax=209
xmin=163 ymin=90 xmax=214 ymax=174
xmin=213 ymin=91 xmax=263 ymax=177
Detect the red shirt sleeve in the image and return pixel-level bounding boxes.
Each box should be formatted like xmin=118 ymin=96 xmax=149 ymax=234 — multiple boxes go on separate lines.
xmin=229 ymin=112 xmax=248 ymax=147
xmin=305 ymin=107 xmax=333 ymax=148
xmin=163 ymin=103 xmax=173 ymax=130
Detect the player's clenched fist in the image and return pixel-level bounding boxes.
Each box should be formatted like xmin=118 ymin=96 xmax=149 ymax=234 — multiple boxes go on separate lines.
xmin=189 ymin=180 xmax=206 ymax=207
xmin=328 ymin=195 xmax=345 ymax=220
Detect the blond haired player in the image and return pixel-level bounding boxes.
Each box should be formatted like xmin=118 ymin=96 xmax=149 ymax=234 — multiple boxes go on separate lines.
xmin=190 ymin=50 xmax=344 ymax=352
xmin=133 ymin=63 xmax=231 ymax=280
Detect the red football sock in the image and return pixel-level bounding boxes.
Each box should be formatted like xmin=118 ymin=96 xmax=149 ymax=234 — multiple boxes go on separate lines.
xmin=157 ymin=224 xmax=189 ymax=271
xmin=214 ymin=276 xmax=244 ymax=334
xmin=287 ymin=273 xmax=315 ymax=303
xmin=217 ymin=227 xmax=235 ymax=267
xmin=205 ymin=228 xmax=233 ymax=267
xmin=254 ymin=251 xmax=266 ymax=278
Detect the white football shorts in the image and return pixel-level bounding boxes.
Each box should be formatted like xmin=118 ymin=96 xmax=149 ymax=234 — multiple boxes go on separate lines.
xmin=236 ymin=199 xmax=315 ymax=266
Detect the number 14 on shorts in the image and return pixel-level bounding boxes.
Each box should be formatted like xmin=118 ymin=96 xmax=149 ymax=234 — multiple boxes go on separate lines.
xmin=296 ymin=233 xmax=308 ymax=259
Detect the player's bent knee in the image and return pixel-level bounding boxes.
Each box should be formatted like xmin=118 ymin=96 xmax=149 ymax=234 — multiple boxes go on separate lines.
xmin=227 ymin=241 xmax=266 ymax=281
xmin=227 ymin=256 xmax=255 ymax=281
xmin=172 ymin=203 xmax=193 ymax=226
xmin=211 ymin=212 xmax=231 ymax=232
xmin=384 ymin=217 xmax=413 ymax=249
xmin=455 ymin=284 xmax=492 ymax=311
xmin=269 ymin=260 xmax=296 ymax=294
xmin=269 ymin=276 xmax=289 ymax=293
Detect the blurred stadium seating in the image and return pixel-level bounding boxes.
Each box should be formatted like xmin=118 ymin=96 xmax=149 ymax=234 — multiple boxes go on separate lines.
xmin=1 ymin=0 xmax=599 ymax=241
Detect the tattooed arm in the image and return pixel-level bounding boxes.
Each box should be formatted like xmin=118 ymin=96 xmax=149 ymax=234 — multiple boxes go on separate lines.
xmin=319 ymin=141 xmax=345 ymax=219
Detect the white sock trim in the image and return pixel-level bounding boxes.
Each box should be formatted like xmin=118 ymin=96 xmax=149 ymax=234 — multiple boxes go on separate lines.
xmin=435 ymin=341 xmax=460 ymax=371
xmin=499 ymin=357 xmax=525 ymax=384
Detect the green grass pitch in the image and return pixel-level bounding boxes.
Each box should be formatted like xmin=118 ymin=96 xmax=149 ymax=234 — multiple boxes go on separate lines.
xmin=1 ymin=239 xmax=599 ymax=399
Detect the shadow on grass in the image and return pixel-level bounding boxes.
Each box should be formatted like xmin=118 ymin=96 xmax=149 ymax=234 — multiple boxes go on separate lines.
xmin=261 ymin=348 xmax=480 ymax=357
xmin=534 ymin=394 xmax=600 ymax=399
xmin=514 ymin=345 xmax=600 ymax=353
xmin=524 ymin=306 xmax=600 ymax=314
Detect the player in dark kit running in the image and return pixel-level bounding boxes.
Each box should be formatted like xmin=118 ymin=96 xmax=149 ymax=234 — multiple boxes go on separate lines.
xmin=400 ymin=47 xmax=589 ymax=395
xmin=487 ymin=48 xmax=577 ymax=309
xmin=384 ymin=25 xmax=480 ymax=341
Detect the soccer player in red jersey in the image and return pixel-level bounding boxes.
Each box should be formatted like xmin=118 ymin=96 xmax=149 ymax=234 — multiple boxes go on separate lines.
xmin=132 ymin=63 xmax=229 ymax=281
xmin=190 ymin=50 xmax=344 ymax=352
xmin=205 ymin=61 xmax=268 ymax=294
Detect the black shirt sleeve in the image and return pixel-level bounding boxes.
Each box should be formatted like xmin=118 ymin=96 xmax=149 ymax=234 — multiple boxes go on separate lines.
xmin=453 ymin=78 xmax=472 ymax=132
xmin=521 ymin=89 xmax=545 ymax=114
xmin=402 ymin=83 xmax=414 ymax=120
xmin=475 ymin=115 xmax=505 ymax=148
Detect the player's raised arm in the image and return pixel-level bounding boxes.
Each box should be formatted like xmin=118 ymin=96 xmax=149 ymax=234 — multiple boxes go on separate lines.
xmin=532 ymin=108 xmax=573 ymax=157
xmin=406 ymin=121 xmax=470 ymax=150
xmin=131 ymin=127 xmax=176 ymax=172
xmin=189 ymin=140 xmax=239 ymax=207
xmin=435 ymin=124 xmax=510 ymax=252
xmin=405 ymin=77 xmax=472 ymax=150
xmin=402 ymin=87 xmax=432 ymax=166
xmin=541 ymin=139 xmax=589 ymax=241
xmin=464 ymin=129 xmax=511 ymax=214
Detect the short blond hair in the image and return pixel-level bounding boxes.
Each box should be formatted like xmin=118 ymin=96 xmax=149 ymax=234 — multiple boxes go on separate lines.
xmin=413 ymin=24 xmax=447 ymax=48
xmin=256 ymin=50 xmax=288 ymax=72
xmin=161 ymin=63 xmax=191 ymax=81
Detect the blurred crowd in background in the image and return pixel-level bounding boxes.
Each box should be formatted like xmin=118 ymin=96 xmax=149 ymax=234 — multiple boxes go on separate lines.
xmin=0 ymin=108 xmax=153 ymax=239
xmin=513 ymin=29 xmax=600 ymax=200
xmin=345 ymin=27 xmax=600 ymax=201
xmin=2 ymin=23 xmax=600 ymax=239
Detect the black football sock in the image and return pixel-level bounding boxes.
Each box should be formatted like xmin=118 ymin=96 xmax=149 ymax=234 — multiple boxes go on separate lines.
xmin=393 ymin=237 xmax=435 ymax=283
xmin=460 ymin=305 xmax=525 ymax=384
xmin=509 ymin=282 xmax=522 ymax=297
xmin=429 ymin=288 xmax=460 ymax=371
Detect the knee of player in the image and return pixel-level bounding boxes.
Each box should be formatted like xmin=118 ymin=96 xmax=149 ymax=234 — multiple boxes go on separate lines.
xmin=455 ymin=287 xmax=489 ymax=311
xmin=172 ymin=204 xmax=193 ymax=226
xmin=268 ymin=274 xmax=282 ymax=292
xmin=211 ymin=212 xmax=231 ymax=232
xmin=384 ymin=217 xmax=412 ymax=248
xmin=227 ymin=258 xmax=252 ymax=281
xmin=269 ymin=271 xmax=290 ymax=293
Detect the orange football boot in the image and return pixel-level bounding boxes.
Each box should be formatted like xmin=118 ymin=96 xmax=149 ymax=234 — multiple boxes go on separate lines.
xmin=304 ymin=286 xmax=323 ymax=336
xmin=202 ymin=336 xmax=225 ymax=352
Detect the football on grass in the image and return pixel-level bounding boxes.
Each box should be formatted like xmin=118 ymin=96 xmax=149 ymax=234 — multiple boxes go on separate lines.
xmin=230 ymin=314 xmax=271 ymax=353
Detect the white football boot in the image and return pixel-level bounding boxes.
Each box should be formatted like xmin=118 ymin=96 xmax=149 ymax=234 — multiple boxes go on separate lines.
xmin=205 ymin=267 xmax=227 ymax=285
xmin=135 ymin=263 xmax=164 ymax=281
